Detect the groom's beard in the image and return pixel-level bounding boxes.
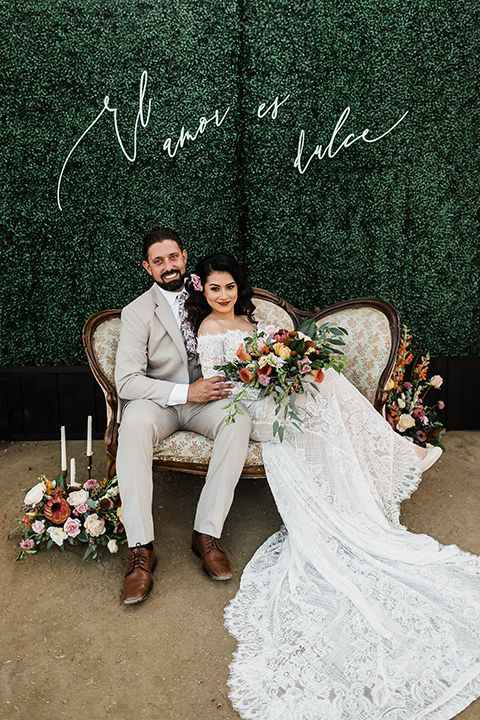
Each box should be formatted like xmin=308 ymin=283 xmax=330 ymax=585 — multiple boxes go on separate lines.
xmin=155 ymin=270 xmax=186 ymax=292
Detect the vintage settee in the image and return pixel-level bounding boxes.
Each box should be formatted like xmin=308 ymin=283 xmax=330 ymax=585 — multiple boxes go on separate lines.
xmin=82 ymin=289 xmax=400 ymax=480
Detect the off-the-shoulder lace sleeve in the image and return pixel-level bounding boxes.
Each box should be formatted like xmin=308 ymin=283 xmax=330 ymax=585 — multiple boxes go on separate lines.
xmin=197 ymin=333 xmax=227 ymax=379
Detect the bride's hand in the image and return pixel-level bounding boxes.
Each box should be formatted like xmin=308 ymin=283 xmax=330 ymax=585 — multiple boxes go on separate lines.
xmin=187 ymin=376 xmax=233 ymax=403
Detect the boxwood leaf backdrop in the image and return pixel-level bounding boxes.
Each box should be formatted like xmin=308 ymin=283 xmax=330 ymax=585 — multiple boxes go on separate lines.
xmin=1 ymin=0 xmax=478 ymax=368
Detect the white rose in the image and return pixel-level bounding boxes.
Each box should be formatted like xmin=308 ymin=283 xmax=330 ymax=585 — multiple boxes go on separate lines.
xmin=430 ymin=375 xmax=443 ymax=389
xmin=24 ymin=481 xmax=46 ymax=506
xmin=396 ymin=414 xmax=416 ymax=432
xmin=84 ymin=514 xmax=106 ymax=537
xmin=47 ymin=526 xmax=68 ymax=546
xmin=107 ymin=539 xmax=118 ymax=554
xmin=67 ymin=489 xmax=89 ymax=507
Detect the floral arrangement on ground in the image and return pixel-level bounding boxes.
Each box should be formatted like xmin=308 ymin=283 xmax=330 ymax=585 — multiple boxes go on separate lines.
xmin=215 ymin=317 xmax=348 ymax=440
xmin=12 ymin=473 xmax=127 ymax=562
xmin=386 ymin=326 xmax=445 ymax=449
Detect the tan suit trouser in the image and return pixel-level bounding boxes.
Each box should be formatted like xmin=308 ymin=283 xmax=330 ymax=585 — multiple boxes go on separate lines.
xmin=116 ymin=398 xmax=252 ymax=546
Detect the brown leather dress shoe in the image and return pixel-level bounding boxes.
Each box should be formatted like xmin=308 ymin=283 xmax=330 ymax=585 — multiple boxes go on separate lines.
xmin=123 ymin=544 xmax=157 ymax=605
xmin=191 ymin=532 xmax=232 ymax=580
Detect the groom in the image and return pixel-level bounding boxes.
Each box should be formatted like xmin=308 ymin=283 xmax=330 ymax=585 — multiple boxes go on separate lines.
xmin=115 ymin=227 xmax=251 ymax=604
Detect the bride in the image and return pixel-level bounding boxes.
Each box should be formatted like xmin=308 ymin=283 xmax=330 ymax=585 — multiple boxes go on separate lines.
xmin=185 ymin=253 xmax=480 ymax=720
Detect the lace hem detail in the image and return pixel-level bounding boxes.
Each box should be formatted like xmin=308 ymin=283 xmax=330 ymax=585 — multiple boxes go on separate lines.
xmin=197 ymin=328 xmax=480 ymax=720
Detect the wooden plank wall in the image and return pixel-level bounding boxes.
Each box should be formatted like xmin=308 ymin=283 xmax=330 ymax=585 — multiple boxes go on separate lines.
xmin=1 ymin=357 xmax=479 ymax=441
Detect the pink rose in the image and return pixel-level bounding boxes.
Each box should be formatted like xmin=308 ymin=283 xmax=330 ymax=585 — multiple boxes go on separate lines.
xmin=438 ymin=400 xmax=445 ymax=410
xmin=20 ymin=538 xmax=35 ymax=550
xmin=63 ymin=517 xmax=82 ymax=538
xmin=264 ymin=324 xmax=280 ymax=337
xmin=84 ymin=479 xmax=98 ymax=490
xmin=76 ymin=503 xmax=89 ymax=513
xmin=31 ymin=520 xmax=45 ymax=534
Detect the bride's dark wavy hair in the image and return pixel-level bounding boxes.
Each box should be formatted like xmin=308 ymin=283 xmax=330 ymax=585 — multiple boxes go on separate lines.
xmin=185 ymin=253 xmax=256 ymax=330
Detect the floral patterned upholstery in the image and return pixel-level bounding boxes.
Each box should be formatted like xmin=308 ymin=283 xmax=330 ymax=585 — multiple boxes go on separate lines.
xmin=91 ymin=318 xmax=121 ymax=426
xmin=317 ymin=307 xmax=392 ymax=405
xmin=252 ymin=299 xmax=295 ymax=331
xmin=153 ymin=430 xmax=263 ymax=466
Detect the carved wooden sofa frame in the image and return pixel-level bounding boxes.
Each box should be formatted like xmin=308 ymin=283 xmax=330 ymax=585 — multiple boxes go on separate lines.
xmin=82 ymin=289 xmax=400 ymax=480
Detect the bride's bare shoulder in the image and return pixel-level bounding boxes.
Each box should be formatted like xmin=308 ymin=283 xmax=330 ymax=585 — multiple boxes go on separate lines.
xmin=197 ymin=316 xmax=226 ymax=336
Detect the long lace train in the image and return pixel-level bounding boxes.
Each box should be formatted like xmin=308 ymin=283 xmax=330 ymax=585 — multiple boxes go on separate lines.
xmin=197 ymin=329 xmax=480 ymax=720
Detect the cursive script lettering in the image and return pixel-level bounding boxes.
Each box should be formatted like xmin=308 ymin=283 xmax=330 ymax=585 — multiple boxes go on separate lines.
xmin=57 ymin=71 xmax=230 ymax=211
xmin=57 ymin=71 xmax=152 ymax=211
xmin=294 ymin=107 xmax=408 ymax=175
xmin=162 ymin=107 xmax=230 ymax=158
xmin=257 ymin=94 xmax=290 ymax=120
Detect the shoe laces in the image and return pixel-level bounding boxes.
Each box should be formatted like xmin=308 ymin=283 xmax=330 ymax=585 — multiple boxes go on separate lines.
xmin=127 ymin=543 xmax=149 ymax=572
xmin=205 ymin=535 xmax=222 ymax=552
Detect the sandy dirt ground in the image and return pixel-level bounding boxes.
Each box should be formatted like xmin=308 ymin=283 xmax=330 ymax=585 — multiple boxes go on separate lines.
xmin=1 ymin=432 xmax=480 ymax=720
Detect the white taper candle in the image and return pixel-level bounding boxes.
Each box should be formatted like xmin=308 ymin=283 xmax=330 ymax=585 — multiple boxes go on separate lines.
xmin=60 ymin=426 xmax=67 ymax=472
xmin=87 ymin=415 xmax=93 ymax=457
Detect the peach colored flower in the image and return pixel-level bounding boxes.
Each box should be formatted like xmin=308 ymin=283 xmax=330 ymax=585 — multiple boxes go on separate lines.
xmin=396 ymin=414 xmax=416 ymax=432
xmin=430 ymin=375 xmax=443 ymax=388
xmin=84 ymin=514 xmax=106 ymax=537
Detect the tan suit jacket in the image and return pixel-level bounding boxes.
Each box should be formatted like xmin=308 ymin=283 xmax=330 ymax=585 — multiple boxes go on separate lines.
xmin=114 ymin=282 xmax=251 ymax=545
xmin=115 ymin=284 xmax=202 ymax=416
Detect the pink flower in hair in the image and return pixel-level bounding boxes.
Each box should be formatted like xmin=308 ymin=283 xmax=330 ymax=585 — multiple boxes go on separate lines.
xmin=191 ymin=274 xmax=203 ymax=292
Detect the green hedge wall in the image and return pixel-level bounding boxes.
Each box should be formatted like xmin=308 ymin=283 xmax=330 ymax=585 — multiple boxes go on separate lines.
xmin=1 ymin=0 xmax=479 ymax=365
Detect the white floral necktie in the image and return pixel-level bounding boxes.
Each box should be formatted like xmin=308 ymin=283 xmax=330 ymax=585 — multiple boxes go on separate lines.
xmin=177 ymin=291 xmax=197 ymax=358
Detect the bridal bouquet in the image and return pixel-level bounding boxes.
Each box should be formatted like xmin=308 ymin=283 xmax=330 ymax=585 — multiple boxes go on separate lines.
xmin=385 ymin=327 xmax=445 ymax=449
xmin=216 ymin=318 xmax=347 ymax=440
xmin=12 ymin=473 xmax=127 ymax=562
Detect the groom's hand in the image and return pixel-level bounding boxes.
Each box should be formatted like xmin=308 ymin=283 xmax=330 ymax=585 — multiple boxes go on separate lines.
xmin=187 ymin=376 xmax=234 ymax=403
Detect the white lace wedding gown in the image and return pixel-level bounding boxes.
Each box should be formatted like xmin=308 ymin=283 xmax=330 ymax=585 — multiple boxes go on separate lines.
xmin=197 ymin=329 xmax=480 ymax=720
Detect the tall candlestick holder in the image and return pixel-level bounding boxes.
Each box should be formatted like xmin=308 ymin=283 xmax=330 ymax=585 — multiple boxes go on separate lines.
xmin=86 ymin=452 xmax=94 ymax=479
xmin=61 ymin=469 xmax=68 ymax=485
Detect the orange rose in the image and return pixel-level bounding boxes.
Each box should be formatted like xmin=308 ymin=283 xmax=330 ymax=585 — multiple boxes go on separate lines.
xmin=239 ymin=368 xmax=252 ymax=383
